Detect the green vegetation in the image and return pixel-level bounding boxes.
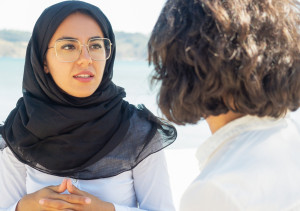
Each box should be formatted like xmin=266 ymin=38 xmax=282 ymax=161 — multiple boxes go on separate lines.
xmin=0 ymin=30 xmax=149 ymax=60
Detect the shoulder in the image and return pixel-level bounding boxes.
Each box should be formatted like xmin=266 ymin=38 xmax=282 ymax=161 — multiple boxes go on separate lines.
xmin=222 ymin=117 xmax=300 ymax=168
xmin=0 ymin=135 xmax=18 ymax=165
xmin=133 ymin=149 xmax=166 ymax=171
xmin=206 ymin=116 xmax=300 ymax=172
xmin=126 ymin=107 xmax=165 ymax=149
xmin=0 ymin=142 xmax=27 ymax=208
xmin=128 ymin=107 xmax=153 ymax=134
xmin=0 ymin=146 xmax=25 ymax=169
xmin=180 ymin=179 xmax=242 ymax=211
xmin=195 ymin=117 xmax=300 ymax=210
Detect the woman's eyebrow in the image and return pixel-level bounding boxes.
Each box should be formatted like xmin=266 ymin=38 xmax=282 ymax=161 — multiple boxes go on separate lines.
xmin=90 ymin=36 xmax=103 ymax=39
xmin=56 ymin=36 xmax=103 ymax=41
xmin=56 ymin=36 xmax=77 ymax=41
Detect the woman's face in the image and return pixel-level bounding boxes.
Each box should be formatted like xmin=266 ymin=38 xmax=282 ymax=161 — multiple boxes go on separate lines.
xmin=45 ymin=12 xmax=106 ymax=98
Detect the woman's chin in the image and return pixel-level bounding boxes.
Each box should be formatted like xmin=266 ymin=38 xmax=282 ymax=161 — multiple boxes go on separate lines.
xmin=66 ymin=90 xmax=95 ymax=98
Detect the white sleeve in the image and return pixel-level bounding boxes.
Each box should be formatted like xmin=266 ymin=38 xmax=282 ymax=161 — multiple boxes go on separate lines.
xmin=112 ymin=150 xmax=175 ymax=211
xmin=180 ymin=180 xmax=242 ymax=211
xmin=0 ymin=147 xmax=27 ymax=211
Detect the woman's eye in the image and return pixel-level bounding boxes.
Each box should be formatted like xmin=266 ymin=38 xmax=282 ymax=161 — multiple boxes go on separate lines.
xmin=90 ymin=44 xmax=102 ymax=50
xmin=61 ymin=44 xmax=76 ymax=50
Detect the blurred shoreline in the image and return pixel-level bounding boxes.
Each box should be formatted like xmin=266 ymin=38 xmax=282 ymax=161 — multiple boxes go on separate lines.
xmin=0 ymin=29 xmax=149 ymax=61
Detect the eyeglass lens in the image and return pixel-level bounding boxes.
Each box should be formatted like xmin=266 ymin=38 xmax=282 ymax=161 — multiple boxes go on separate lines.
xmin=54 ymin=38 xmax=111 ymax=62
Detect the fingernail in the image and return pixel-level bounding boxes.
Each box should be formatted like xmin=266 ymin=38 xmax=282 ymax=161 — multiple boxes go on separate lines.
xmin=39 ymin=199 xmax=44 ymax=205
xmin=85 ymin=197 xmax=91 ymax=204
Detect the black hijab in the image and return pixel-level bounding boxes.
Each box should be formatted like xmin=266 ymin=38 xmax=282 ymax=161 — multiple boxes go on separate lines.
xmin=0 ymin=1 xmax=176 ymax=179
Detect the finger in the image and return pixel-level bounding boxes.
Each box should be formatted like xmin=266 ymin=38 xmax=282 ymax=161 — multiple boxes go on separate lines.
xmin=66 ymin=179 xmax=84 ymax=195
xmin=57 ymin=178 xmax=68 ymax=192
xmin=40 ymin=207 xmax=74 ymax=211
xmin=66 ymin=179 xmax=76 ymax=194
xmin=39 ymin=198 xmax=82 ymax=210
xmin=41 ymin=208 xmax=74 ymax=211
xmin=47 ymin=179 xmax=67 ymax=193
xmin=58 ymin=193 xmax=91 ymax=205
xmin=65 ymin=179 xmax=91 ymax=204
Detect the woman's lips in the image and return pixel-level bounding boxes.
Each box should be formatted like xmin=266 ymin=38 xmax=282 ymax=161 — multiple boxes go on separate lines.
xmin=73 ymin=71 xmax=94 ymax=82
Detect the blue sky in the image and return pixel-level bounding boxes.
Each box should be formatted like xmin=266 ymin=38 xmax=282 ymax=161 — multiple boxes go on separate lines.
xmin=0 ymin=0 xmax=166 ymax=34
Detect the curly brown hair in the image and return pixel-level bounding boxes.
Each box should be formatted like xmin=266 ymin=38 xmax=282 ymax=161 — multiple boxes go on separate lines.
xmin=148 ymin=0 xmax=300 ymax=125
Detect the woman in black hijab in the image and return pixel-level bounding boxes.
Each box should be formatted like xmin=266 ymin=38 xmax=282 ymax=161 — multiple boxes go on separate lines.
xmin=0 ymin=1 xmax=176 ymax=210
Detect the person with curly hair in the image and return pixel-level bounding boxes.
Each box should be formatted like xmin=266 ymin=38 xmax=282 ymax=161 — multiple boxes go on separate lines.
xmin=148 ymin=0 xmax=300 ymax=210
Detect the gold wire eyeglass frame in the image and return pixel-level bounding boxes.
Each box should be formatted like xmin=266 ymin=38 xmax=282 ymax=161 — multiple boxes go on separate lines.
xmin=48 ymin=38 xmax=112 ymax=62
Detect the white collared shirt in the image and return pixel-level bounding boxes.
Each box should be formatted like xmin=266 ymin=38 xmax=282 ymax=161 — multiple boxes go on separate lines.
xmin=0 ymin=147 xmax=175 ymax=211
xmin=180 ymin=115 xmax=300 ymax=211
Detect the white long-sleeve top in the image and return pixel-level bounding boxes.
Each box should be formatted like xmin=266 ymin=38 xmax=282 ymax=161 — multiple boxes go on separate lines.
xmin=0 ymin=147 xmax=175 ymax=211
xmin=180 ymin=115 xmax=300 ymax=211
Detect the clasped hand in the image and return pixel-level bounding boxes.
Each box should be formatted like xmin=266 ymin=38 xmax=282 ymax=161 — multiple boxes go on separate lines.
xmin=16 ymin=178 xmax=115 ymax=211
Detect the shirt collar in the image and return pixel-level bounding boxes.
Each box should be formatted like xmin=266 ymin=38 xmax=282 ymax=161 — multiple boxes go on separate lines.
xmin=196 ymin=115 xmax=284 ymax=171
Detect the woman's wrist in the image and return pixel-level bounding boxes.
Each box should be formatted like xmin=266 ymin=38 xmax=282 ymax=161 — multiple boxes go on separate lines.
xmin=102 ymin=201 xmax=115 ymax=211
xmin=15 ymin=197 xmax=25 ymax=211
xmin=15 ymin=194 xmax=32 ymax=211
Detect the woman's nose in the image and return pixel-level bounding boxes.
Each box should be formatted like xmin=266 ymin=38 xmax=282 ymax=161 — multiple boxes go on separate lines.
xmin=77 ymin=45 xmax=92 ymax=65
xmin=80 ymin=44 xmax=92 ymax=59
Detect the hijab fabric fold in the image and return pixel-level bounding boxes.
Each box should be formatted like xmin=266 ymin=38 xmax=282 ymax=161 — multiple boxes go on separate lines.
xmin=0 ymin=1 xmax=176 ymax=179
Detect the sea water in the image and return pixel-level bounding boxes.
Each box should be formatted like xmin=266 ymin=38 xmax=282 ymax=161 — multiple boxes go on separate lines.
xmin=0 ymin=57 xmax=212 ymax=149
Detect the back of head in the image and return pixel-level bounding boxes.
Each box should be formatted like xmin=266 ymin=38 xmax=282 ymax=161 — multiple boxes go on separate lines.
xmin=148 ymin=0 xmax=300 ymax=125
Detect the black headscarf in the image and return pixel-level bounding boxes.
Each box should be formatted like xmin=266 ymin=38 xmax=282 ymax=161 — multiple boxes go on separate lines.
xmin=0 ymin=1 xmax=176 ymax=179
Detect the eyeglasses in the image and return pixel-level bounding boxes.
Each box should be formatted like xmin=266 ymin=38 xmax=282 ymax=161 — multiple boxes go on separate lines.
xmin=48 ymin=38 xmax=112 ymax=62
